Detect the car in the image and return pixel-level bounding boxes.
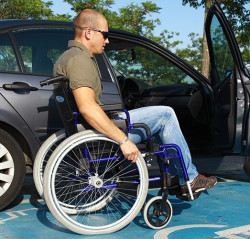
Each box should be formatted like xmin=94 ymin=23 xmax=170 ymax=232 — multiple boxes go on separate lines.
xmin=0 ymin=2 xmax=249 ymax=210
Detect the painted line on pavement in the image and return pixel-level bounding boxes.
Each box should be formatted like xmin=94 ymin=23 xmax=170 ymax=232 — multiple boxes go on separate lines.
xmin=214 ymin=225 xmax=250 ymax=238
xmin=154 ymin=224 xmax=226 ymax=239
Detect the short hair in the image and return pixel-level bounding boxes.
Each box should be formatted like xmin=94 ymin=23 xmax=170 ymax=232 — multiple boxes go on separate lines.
xmin=73 ymin=9 xmax=107 ymax=37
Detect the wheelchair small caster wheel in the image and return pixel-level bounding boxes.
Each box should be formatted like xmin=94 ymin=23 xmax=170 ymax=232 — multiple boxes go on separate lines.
xmin=143 ymin=196 xmax=173 ymax=229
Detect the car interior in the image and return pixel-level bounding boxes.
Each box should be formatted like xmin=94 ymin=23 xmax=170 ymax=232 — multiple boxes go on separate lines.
xmin=105 ymin=39 xmax=211 ymax=155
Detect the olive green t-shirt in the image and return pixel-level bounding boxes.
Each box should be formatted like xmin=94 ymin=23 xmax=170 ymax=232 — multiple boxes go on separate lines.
xmin=53 ymin=40 xmax=103 ymax=105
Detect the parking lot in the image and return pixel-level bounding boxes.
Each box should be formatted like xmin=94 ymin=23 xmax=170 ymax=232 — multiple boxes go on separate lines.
xmin=1 ymin=169 xmax=249 ymax=239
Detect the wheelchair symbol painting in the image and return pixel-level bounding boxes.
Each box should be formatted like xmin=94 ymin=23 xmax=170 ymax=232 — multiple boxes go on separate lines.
xmin=0 ymin=199 xmax=45 ymax=225
xmin=154 ymin=224 xmax=250 ymax=239
xmin=0 ymin=199 xmax=250 ymax=239
xmin=0 ymin=208 xmax=38 ymax=224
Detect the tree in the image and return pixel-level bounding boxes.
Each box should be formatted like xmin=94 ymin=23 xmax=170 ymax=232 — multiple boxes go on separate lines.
xmin=176 ymin=33 xmax=203 ymax=72
xmin=182 ymin=0 xmax=250 ymax=77
xmin=64 ymin=0 xmax=162 ymax=36
xmin=0 ymin=0 xmax=71 ymax=21
xmin=1 ymin=0 xmax=248 ymax=75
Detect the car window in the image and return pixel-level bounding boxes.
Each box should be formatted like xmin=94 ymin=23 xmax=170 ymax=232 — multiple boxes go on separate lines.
xmin=0 ymin=33 xmax=20 ymax=72
xmin=210 ymin=15 xmax=234 ymax=84
xmin=106 ymin=43 xmax=196 ymax=87
xmin=13 ymin=28 xmax=73 ymax=74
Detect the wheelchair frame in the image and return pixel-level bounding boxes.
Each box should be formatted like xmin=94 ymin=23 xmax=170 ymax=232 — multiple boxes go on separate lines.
xmin=35 ymin=76 xmax=199 ymax=235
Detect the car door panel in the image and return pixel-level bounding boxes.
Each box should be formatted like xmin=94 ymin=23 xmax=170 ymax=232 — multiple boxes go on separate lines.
xmin=211 ymin=74 xmax=235 ymax=148
xmin=206 ymin=2 xmax=250 ymax=153
xmin=0 ymin=73 xmax=63 ymax=142
xmin=0 ymin=91 xmax=41 ymax=156
xmin=1 ymin=74 xmax=123 ymax=143
xmin=140 ymin=84 xmax=202 ymax=119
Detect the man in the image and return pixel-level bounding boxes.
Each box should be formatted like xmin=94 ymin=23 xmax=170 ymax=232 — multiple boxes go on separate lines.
xmin=54 ymin=9 xmax=217 ymax=196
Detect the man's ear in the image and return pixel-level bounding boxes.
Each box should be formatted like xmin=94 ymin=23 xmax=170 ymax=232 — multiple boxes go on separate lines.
xmin=85 ymin=28 xmax=92 ymax=40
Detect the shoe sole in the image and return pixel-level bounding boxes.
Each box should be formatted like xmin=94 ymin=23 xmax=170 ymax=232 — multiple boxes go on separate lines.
xmin=169 ymin=184 xmax=180 ymax=190
xmin=182 ymin=181 xmax=217 ymax=196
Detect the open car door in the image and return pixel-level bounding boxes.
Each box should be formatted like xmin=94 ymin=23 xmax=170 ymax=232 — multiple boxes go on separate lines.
xmin=206 ymin=1 xmax=250 ymax=156
xmin=206 ymin=1 xmax=250 ymax=176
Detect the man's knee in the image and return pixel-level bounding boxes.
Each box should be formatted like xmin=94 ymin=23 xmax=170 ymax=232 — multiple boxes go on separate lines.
xmin=157 ymin=105 xmax=176 ymax=118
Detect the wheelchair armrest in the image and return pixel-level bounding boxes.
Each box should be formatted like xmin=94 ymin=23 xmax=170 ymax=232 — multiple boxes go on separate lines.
xmin=40 ymin=75 xmax=68 ymax=87
xmin=133 ymin=123 xmax=151 ymax=137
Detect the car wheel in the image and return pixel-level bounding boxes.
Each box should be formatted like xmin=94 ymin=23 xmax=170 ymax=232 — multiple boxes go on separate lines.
xmin=0 ymin=129 xmax=25 ymax=210
xmin=243 ymin=156 xmax=250 ymax=178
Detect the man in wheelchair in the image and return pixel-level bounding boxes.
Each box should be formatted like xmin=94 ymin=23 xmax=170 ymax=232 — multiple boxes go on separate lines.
xmin=53 ymin=9 xmax=216 ymax=200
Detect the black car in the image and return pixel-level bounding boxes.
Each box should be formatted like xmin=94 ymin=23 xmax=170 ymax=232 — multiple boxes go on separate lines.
xmin=0 ymin=2 xmax=249 ymax=210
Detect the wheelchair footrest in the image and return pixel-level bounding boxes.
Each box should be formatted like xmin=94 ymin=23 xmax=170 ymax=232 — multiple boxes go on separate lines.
xmin=176 ymin=191 xmax=202 ymax=201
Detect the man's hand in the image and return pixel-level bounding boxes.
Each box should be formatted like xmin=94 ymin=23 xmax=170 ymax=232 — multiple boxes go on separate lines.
xmin=120 ymin=139 xmax=139 ymax=163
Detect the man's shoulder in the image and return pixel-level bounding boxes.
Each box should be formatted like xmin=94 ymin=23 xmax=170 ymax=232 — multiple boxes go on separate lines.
xmin=57 ymin=47 xmax=88 ymax=64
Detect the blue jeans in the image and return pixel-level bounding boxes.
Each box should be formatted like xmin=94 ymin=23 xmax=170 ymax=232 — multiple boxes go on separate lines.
xmin=116 ymin=106 xmax=198 ymax=185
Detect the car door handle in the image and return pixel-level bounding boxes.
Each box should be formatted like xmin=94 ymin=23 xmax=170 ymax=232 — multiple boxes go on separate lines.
xmin=3 ymin=82 xmax=38 ymax=91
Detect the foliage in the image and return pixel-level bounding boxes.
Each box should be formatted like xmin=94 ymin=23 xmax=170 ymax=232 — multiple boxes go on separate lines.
xmin=182 ymin=0 xmax=250 ymax=71
xmin=106 ymin=45 xmax=189 ymax=87
xmin=0 ymin=0 xmax=248 ymax=74
xmin=176 ymin=33 xmax=203 ymax=71
xmin=183 ymin=0 xmax=249 ymax=42
xmin=64 ymin=0 xmax=161 ymax=36
xmin=0 ymin=0 xmax=71 ymax=21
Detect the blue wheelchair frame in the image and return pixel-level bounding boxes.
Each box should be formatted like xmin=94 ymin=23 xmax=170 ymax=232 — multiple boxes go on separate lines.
xmin=40 ymin=76 xmax=198 ymax=230
xmin=54 ymin=78 xmax=196 ymax=201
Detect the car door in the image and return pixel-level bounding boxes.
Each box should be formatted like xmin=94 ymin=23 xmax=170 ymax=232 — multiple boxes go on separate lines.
xmin=206 ymin=2 xmax=250 ymax=154
xmin=0 ymin=27 xmax=73 ymax=143
xmin=1 ymin=26 xmax=123 ymax=144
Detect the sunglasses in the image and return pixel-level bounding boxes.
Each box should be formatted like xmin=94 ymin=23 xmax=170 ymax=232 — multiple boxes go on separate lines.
xmin=80 ymin=27 xmax=109 ymax=40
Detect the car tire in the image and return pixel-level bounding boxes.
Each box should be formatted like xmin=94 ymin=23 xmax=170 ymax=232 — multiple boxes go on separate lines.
xmin=243 ymin=156 xmax=250 ymax=178
xmin=0 ymin=129 xmax=25 ymax=210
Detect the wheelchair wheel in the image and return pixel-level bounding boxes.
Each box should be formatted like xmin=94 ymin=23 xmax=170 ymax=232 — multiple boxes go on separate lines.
xmin=43 ymin=130 xmax=149 ymax=235
xmin=33 ymin=129 xmax=66 ymax=198
xmin=143 ymin=196 xmax=172 ymax=229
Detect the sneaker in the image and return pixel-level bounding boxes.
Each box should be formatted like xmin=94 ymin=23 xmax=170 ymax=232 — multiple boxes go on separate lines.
xmin=181 ymin=174 xmax=217 ymax=196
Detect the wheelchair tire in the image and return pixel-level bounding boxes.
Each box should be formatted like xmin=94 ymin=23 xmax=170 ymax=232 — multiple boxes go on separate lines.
xmin=33 ymin=129 xmax=66 ymax=198
xmin=33 ymin=129 xmax=113 ymax=214
xmin=43 ymin=130 xmax=149 ymax=235
xmin=143 ymin=196 xmax=172 ymax=229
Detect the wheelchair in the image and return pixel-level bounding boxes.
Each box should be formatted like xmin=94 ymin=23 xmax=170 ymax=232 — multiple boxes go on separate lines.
xmin=34 ymin=76 xmax=200 ymax=235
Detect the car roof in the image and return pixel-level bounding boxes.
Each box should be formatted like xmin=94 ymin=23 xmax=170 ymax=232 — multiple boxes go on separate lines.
xmin=0 ymin=19 xmax=141 ymax=39
xmin=0 ymin=19 xmax=73 ymax=30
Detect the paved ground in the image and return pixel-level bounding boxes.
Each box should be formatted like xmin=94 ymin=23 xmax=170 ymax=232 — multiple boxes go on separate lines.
xmin=0 ymin=171 xmax=250 ymax=239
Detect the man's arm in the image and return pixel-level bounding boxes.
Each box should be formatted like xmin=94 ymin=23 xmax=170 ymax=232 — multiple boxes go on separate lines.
xmin=73 ymin=86 xmax=139 ymax=162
